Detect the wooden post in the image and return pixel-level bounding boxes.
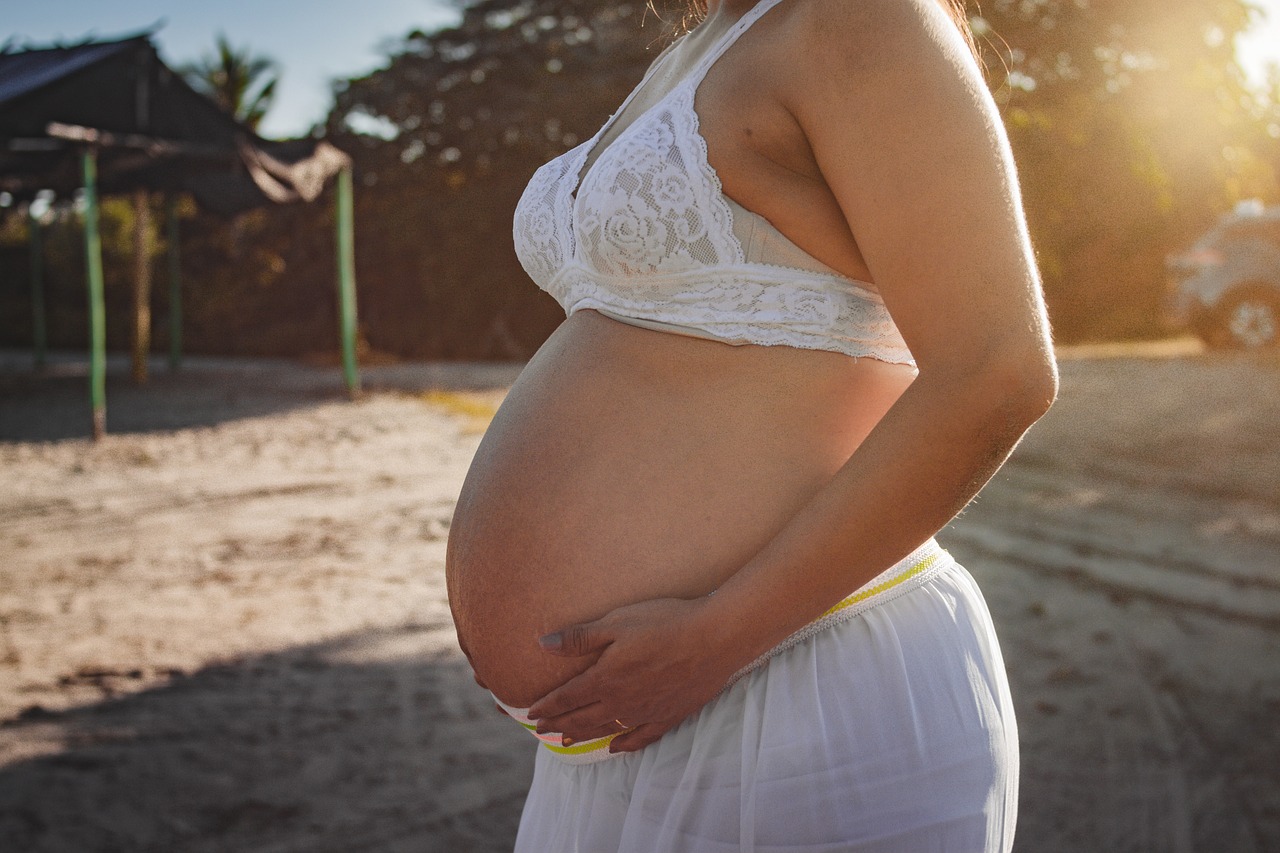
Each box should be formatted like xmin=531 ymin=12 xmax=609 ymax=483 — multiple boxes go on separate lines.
xmin=131 ymin=188 xmax=152 ymax=384
xmin=167 ymin=195 xmax=182 ymax=370
xmin=82 ymin=150 xmax=107 ymax=440
xmin=29 ymin=205 xmax=47 ymax=370
xmin=334 ymin=163 xmax=360 ymax=396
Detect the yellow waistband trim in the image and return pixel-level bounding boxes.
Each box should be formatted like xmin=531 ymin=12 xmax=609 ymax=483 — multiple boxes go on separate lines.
xmin=821 ymin=553 xmax=939 ymax=618
xmin=542 ymin=734 xmax=618 ymax=756
xmin=513 ymin=715 xmax=618 ymax=755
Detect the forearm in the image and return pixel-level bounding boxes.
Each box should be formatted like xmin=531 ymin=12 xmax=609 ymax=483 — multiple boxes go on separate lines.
xmin=698 ymin=359 xmax=1055 ymax=667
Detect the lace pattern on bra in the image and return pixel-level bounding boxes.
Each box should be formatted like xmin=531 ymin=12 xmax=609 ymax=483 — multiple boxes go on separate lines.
xmin=549 ymin=265 xmax=913 ymax=364
xmin=511 ymin=0 xmax=915 ymax=366
xmin=575 ymin=86 xmax=743 ymax=277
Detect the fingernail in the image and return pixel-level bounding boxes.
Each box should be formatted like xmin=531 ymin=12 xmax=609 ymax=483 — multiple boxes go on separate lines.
xmin=538 ymin=632 xmax=562 ymax=651
xmin=561 ymin=736 xmax=575 ymax=747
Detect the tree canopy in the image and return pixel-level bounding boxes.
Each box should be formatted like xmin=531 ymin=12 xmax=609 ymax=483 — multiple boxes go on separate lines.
xmin=319 ymin=0 xmax=675 ymax=357
xmin=179 ymin=33 xmax=280 ymax=131
xmin=317 ymin=0 xmax=1280 ymax=352
xmin=974 ymin=0 xmax=1280 ymax=337
xmin=3 ymin=0 xmax=1278 ymax=358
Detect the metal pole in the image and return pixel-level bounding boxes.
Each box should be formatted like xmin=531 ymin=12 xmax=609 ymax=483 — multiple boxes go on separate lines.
xmin=335 ymin=163 xmax=360 ymax=396
xmin=29 ymin=205 xmax=47 ymax=370
xmin=167 ymin=195 xmax=182 ymax=370
xmin=131 ymin=187 xmax=152 ymax=384
xmin=83 ymin=150 xmax=107 ymax=440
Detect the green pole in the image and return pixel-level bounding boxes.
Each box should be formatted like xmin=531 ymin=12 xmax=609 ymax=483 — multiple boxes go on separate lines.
xmin=29 ymin=205 xmax=46 ymax=370
xmin=335 ymin=163 xmax=360 ymax=396
xmin=167 ymin=195 xmax=182 ymax=370
xmin=83 ymin=150 xmax=107 ymax=440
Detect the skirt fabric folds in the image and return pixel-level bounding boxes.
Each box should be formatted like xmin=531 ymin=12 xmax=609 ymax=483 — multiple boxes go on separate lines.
xmin=513 ymin=554 xmax=1019 ymax=853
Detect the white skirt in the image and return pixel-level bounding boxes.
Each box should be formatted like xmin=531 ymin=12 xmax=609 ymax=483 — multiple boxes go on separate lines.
xmin=512 ymin=545 xmax=1019 ymax=852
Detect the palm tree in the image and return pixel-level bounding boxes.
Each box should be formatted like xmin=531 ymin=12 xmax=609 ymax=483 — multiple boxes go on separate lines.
xmin=180 ymin=34 xmax=280 ymax=131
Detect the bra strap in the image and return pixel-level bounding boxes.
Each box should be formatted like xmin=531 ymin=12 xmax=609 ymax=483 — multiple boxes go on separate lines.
xmin=686 ymin=0 xmax=788 ymax=88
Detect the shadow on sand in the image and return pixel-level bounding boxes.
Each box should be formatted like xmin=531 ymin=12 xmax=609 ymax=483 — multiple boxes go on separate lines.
xmin=0 ymin=624 xmax=533 ymax=853
xmin=0 ymin=352 xmax=525 ymax=442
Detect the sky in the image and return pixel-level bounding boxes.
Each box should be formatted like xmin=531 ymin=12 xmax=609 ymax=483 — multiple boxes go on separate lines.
xmin=5 ymin=0 xmax=1280 ymax=139
xmin=4 ymin=0 xmax=461 ymax=138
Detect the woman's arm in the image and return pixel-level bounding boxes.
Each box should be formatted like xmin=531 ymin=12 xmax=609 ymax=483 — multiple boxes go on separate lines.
xmin=528 ymin=0 xmax=1057 ymax=751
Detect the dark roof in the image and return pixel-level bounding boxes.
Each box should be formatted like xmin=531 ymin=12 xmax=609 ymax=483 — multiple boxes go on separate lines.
xmin=0 ymin=36 xmax=139 ymax=107
xmin=0 ymin=33 xmax=348 ymax=214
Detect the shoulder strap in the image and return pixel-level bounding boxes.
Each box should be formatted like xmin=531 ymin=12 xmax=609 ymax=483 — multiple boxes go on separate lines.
xmin=686 ymin=0 xmax=788 ymax=87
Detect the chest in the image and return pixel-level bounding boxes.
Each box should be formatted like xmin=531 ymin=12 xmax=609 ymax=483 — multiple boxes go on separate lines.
xmin=693 ymin=37 xmax=820 ymax=211
xmin=513 ymin=1 xmax=870 ymax=284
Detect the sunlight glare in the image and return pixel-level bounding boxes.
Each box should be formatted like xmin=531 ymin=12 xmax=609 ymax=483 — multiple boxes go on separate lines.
xmin=1237 ymin=0 xmax=1280 ymax=89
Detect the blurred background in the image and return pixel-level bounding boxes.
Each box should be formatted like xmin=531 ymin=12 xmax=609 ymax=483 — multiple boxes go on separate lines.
xmin=3 ymin=4 xmax=1280 ymax=852
xmin=2 ymin=0 xmax=1279 ymax=362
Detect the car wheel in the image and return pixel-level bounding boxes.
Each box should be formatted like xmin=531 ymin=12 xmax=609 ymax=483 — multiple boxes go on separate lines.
xmin=1204 ymin=288 xmax=1280 ymax=349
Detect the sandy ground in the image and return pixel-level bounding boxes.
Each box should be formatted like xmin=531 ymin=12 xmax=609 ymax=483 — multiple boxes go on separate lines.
xmin=0 ymin=343 xmax=1277 ymax=852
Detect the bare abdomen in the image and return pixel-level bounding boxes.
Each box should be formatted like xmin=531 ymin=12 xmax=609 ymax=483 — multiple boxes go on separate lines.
xmin=444 ymin=310 xmax=914 ymax=707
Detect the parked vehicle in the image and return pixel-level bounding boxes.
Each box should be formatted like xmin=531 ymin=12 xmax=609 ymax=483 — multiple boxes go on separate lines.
xmin=1166 ymin=200 xmax=1280 ymax=348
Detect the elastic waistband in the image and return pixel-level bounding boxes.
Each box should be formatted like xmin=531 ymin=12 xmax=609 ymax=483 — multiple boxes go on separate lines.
xmin=723 ymin=537 xmax=949 ymax=689
xmin=495 ymin=538 xmax=952 ymax=765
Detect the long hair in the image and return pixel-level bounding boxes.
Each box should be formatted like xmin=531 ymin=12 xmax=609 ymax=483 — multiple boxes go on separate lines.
xmin=661 ymin=1 xmax=979 ymax=63
xmin=933 ymin=0 xmax=981 ymax=64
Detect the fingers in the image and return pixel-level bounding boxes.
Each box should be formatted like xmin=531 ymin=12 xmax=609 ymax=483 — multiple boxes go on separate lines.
xmin=538 ymin=620 xmax=611 ymax=657
xmin=529 ymin=673 xmax=643 ymax=741
xmin=561 ymin=717 xmax=631 ymax=745
xmin=527 ymin=667 xmax=603 ymax=721
xmin=608 ymin=720 xmax=674 ymax=754
xmin=533 ymin=699 xmax=611 ymax=740
xmin=542 ymin=708 xmax=659 ymax=749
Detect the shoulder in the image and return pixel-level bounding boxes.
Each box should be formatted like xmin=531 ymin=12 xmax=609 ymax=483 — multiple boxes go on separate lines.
xmin=773 ymin=0 xmax=984 ymax=95
xmin=768 ymin=0 xmax=1000 ymax=161
xmin=782 ymin=0 xmax=965 ymax=47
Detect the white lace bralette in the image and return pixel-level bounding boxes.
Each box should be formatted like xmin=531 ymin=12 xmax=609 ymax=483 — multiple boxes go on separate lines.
xmin=511 ymin=0 xmax=915 ymax=365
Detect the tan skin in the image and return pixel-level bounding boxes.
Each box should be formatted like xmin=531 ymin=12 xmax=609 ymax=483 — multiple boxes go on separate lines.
xmin=445 ymin=0 xmax=1057 ymax=753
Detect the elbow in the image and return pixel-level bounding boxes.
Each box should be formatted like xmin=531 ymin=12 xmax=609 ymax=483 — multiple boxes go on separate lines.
xmin=915 ymin=331 xmax=1058 ymax=430
xmin=933 ymin=340 xmax=1057 ymax=428
xmin=990 ymin=344 xmax=1058 ymax=429
xmin=1013 ymin=340 xmax=1058 ymax=410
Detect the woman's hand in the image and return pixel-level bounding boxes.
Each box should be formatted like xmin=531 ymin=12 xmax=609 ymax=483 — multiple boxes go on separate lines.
xmin=527 ymin=595 xmax=742 ymax=753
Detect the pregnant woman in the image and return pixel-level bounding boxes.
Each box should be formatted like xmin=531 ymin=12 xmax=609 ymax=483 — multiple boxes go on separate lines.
xmin=446 ymin=0 xmax=1057 ymax=849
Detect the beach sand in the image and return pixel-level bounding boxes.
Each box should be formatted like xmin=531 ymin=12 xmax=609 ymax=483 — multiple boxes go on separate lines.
xmin=1 ymin=343 xmax=1277 ymax=852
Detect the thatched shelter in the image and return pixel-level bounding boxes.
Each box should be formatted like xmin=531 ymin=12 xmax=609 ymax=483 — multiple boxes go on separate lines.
xmin=1 ymin=31 xmax=359 ymax=438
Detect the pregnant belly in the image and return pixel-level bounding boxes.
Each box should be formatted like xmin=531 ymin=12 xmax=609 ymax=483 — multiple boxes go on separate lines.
xmin=444 ymin=311 xmax=913 ymax=707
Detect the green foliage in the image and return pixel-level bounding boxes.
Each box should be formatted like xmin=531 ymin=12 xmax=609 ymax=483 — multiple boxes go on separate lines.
xmin=0 ymin=198 xmax=149 ymax=351
xmin=314 ymin=0 xmax=676 ymax=357
xmin=178 ymin=34 xmax=281 ymax=131
xmin=3 ymin=0 xmax=1277 ymax=358
xmin=972 ymin=0 xmax=1280 ymax=339
xmin=0 ymin=194 xmax=314 ymax=357
xmin=318 ymin=0 xmax=1280 ymax=350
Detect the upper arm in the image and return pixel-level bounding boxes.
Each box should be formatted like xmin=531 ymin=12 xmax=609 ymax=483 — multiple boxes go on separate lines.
xmin=786 ymin=0 xmax=1054 ymax=385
